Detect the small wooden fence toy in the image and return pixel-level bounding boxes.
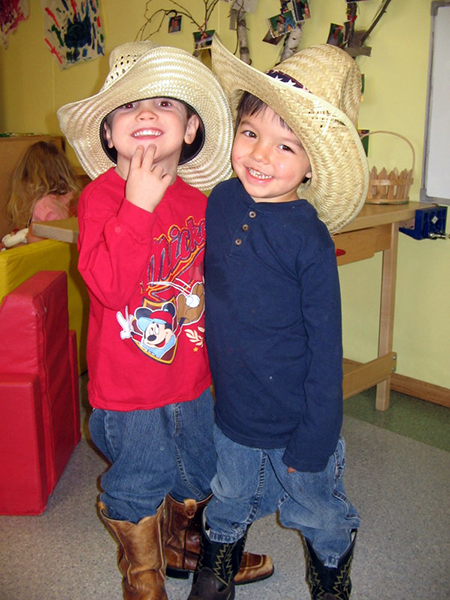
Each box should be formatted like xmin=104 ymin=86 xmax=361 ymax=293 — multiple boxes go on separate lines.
xmin=360 ymin=130 xmax=415 ymax=205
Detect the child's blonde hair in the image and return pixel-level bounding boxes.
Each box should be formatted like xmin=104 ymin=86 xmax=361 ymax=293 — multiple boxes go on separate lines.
xmin=6 ymin=141 xmax=81 ymax=228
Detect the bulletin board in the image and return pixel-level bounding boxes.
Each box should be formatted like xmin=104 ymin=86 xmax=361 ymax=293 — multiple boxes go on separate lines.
xmin=421 ymin=2 xmax=450 ymax=205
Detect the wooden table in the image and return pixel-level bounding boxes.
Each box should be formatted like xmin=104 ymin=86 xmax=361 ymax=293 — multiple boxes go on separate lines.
xmin=33 ymin=217 xmax=79 ymax=244
xmin=334 ymin=201 xmax=420 ymax=410
xmin=34 ymin=201 xmax=421 ymax=411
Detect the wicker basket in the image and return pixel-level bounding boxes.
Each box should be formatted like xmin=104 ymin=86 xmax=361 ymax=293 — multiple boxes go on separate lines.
xmin=360 ymin=130 xmax=415 ymax=205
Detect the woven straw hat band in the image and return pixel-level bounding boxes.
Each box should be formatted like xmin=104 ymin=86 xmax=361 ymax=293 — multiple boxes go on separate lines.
xmin=271 ymin=45 xmax=362 ymax=126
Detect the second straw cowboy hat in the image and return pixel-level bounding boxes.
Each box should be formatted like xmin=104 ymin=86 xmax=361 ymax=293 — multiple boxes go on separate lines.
xmin=57 ymin=41 xmax=233 ymax=191
xmin=212 ymin=35 xmax=369 ymax=233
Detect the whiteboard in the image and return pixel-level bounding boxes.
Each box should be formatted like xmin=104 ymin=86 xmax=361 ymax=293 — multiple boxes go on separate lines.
xmin=421 ymin=2 xmax=450 ymax=204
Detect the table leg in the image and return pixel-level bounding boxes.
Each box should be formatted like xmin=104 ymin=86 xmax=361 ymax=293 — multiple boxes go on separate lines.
xmin=375 ymin=223 xmax=399 ymax=410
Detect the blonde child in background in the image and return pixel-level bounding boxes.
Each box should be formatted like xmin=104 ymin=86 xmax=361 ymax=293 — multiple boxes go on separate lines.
xmin=1 ymin=140 xmax=80 ymax=248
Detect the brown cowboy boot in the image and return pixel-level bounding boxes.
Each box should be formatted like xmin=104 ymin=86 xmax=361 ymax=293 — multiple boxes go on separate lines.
xmin=164 ymin=495 xmax=274 ymax=585
xmin=99 ymin=501 xmax=167 ymax=600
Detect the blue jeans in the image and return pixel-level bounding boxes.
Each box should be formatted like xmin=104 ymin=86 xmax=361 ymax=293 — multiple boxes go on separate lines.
xmin=206 ymin=425 xmax=361 ymax=567
xmin=89 ymin=388 xmax=216 ymax=523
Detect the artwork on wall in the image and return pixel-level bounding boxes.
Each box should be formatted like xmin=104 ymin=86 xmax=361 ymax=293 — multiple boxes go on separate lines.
xmin=0 ymin=0 xmax=30 ymax=49
xmin=327 ymin=23 xmax=345 ymax=48
xmin=41 ymin=0 xmax=105 ymax=69
xmin=263 ymin=0 xmax=310 ymax=55
xmin=193 ymin=29 xmax=214 ymax=51
xmin=262 ymin=28 xmax=284 ymax=46
xmin=292 ymin=1 xmax=311 ymax=22
xmin=267 ymin=10 xmax=296 ymax=38
xmin=168 ymin=14 xmax=182 ymax=33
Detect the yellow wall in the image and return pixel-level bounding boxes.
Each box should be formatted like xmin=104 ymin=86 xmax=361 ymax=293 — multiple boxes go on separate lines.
xmin=1 ymin=0 xmax=449 ymax=389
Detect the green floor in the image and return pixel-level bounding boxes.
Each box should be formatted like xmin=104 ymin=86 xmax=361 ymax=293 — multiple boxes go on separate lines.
xmin=344 ymin=387 xmax=450 ymax=452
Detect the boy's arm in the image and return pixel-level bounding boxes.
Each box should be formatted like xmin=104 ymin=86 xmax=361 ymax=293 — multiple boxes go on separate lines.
xmin=78 ymin=146 xmax=174 ymax=309
xmin=77 ymin=179 xmax=156 ymax=310
xmin=283 ymin=246 xmax=344 ymax=473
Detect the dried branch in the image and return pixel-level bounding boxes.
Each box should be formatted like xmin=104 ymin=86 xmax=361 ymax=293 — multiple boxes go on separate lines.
xmin=279 ymin=23 xmax=303 ymax=62
xmin=345 ymin=2 xmax=357 ymax=47
xmin=343 ymin=0 xmax=394 ymax=57
xmin=136 ymin=0 xmax=221 ymax=41
xmin=136 ymin=9 xmax=168 ymax=40
xmin=360 ymin=0 xmax=394 ymax=45
xmin=235 ymin=8 xmax=251 ymax=64
xmin=205 ymin=0 xmax=221 ymax=25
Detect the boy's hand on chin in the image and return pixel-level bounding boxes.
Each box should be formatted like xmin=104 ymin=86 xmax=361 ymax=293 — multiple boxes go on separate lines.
xmin=126 ymin=144 xmax=173 ymax=213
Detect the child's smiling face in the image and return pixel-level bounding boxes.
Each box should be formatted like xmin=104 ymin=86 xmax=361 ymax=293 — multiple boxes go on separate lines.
xmin=231 ymin=104 xmax=311 ymax=204
xmin=104 ymin=98 xmax=199 ymax=179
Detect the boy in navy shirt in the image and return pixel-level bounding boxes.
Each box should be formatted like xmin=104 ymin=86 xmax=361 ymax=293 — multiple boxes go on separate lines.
xmin=187 ymin=36 xmax=369 ymax=600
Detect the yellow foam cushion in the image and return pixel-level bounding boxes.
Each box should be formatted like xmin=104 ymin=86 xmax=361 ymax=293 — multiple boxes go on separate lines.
xmin=0 ymin=240 xmax=89 ymax=373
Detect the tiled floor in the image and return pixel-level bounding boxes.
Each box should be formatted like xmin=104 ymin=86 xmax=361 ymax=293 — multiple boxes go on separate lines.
xmin=1 ymin=381 xmax=449 ymax=600
xmin=344 ymin=387 xmax=450 ymax=452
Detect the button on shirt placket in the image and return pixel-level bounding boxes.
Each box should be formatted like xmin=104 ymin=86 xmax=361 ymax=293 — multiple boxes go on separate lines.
xmin=234 ymin=210 xmax=257 ymax=248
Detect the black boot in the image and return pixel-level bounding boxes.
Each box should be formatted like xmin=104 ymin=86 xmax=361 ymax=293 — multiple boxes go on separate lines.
xmin=187 ymin=525 xmax=247 ymax=600
xmin=304 ymin=532 xmax=356 ymax=600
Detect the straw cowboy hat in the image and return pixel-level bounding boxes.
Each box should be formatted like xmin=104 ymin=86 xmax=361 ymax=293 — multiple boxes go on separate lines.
xmin=57 ymin=41 xmax=233 ymax=191
xmin=211 ymin=35 xmax=369 ymax=232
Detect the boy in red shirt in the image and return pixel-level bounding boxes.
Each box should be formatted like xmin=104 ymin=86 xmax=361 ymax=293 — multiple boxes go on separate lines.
xmin=58 ymin=41 xmax=272 ymax=599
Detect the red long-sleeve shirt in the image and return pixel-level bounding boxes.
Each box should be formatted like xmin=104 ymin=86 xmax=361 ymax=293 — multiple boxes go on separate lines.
xmin=78 ymin=168 xmax=211 ymax=411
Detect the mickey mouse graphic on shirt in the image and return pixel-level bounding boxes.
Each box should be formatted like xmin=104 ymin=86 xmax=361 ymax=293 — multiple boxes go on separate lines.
xmin=116 ymin=280 xmax=205 ymax=364
xmin=134 ymin=303 xmax=178 ymax=359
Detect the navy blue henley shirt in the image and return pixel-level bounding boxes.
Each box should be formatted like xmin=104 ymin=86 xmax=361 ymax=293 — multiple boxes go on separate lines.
xmin=205 ymin=178 xmax=344 ymax=472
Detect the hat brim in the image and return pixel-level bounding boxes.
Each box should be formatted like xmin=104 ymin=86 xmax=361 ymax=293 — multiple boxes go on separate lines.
xmin=58 ymin=45 xmax=233 ymax=191
xmin=211 ymin=36 xmax=369 ymax=233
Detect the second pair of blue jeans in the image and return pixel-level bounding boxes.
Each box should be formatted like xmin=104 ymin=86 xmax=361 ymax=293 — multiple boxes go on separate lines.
xmin=206 ymin=425 xmax=361 ymax=567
